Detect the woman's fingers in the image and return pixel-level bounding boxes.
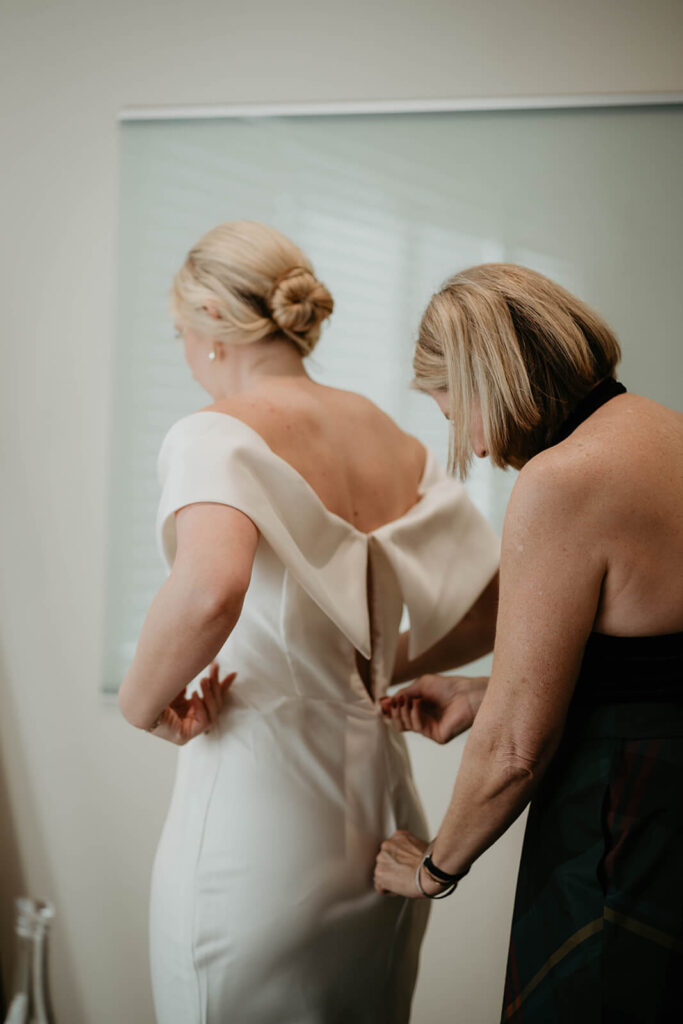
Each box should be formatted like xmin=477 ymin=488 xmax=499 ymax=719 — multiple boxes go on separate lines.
xmin=384 ymin=694 xmax=421 ymax=734
xmin=409 ymin=698 xmax=426 ymax=735
xmin=374 ymin=831 xmax=427 ymax=898
xmin=374 ymin=852 xmax=398 ymax=894
xmin=392 ymin=676 xmax=438 ymax=702
xmin=390 ymin=699 xmax=406 ymax=732
xmin=398 ymin=696 xmax=413 ymax=731
xmin=380 ymin=694 xmax=418 ymax=733
xmin=382 ymin=830 xmax=424 ymax=858
xmin=380 ymin=697 xmax=397 ymax=726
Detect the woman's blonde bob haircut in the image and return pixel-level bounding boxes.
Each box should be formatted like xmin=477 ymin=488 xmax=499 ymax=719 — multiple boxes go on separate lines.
xmin=170 ymin=220 xmax=333 ymax=357
xmin=413 ymin=264 xmax=622 ymax=476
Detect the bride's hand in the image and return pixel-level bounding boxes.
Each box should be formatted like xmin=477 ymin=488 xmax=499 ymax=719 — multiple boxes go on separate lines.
xmin=374 ymin=830 xmax=442 ymax=898
xmin=147 ymin=662 xmax=236 ymax=745
xmin=379 ymin=674 xmax=488 ymax=744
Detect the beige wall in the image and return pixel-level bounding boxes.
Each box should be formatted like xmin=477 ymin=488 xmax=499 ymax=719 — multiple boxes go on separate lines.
xmin=1 ymin=2 xmax=682 ymax=1021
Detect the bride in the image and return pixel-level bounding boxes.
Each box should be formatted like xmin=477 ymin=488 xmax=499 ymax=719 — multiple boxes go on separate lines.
xmin=117 ymin=220 xmax=500 ymax=1024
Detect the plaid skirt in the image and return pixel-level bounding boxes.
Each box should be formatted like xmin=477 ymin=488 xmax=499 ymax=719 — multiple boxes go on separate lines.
xmin=501 ymin=701 xmax=683 ymax=1023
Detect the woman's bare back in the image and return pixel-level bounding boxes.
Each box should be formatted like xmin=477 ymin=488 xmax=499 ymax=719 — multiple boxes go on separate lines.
xmin=545 ymin=392 xmax=683 ymax=636
xmin=201 ymin=378 xmax=426 ymax=535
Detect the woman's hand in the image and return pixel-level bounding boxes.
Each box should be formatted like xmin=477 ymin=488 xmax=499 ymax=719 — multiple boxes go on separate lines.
xmin=147 ymin=661 xmax=236 ymax=745
xmin=379 ymin=674 xmax=488 ymax=744
xmin=374 ymin=830 xmax=443 ymax=898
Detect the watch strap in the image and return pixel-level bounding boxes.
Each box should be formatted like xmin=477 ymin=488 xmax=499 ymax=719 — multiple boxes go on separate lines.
xmin=423 ymin=854 xmax=470 ymax=886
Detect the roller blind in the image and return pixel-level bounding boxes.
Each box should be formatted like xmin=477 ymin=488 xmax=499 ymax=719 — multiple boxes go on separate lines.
xmin=102 ymin=105 xmax=683 ymax=693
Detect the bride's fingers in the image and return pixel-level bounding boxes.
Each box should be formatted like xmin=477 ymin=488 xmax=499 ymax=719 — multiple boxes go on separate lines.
xmin=169 ymin=695 xmax=188 ymax=715
xmin=197 ymin=662 xmax=219 ymax=697
xmin=189 ymin=692 xmax=208 ymax=727
xmin=219 ymin=671 xmax=237 ymax=692
xmin=186 ymin=693 xmax=212 ymax=737
xmin=201 ymin=679 xmax=220 ymax=722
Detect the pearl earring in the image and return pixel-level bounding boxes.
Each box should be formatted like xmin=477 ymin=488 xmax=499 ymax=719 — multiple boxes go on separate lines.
xmin=208 ymin=349 xmax=216 ymax=361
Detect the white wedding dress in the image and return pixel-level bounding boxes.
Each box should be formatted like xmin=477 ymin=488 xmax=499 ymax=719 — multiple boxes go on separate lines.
xmin=148 ymin=411 xmax=499 ymax=1024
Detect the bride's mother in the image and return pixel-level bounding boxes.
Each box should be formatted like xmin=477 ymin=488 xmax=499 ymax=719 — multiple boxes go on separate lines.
xmin=375 ymin=264 xmax=683 ymax=1023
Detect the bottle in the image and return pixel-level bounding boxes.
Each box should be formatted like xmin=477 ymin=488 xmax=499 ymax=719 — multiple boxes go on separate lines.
xmin=3 ymin=898 xmax=57 ymax=1024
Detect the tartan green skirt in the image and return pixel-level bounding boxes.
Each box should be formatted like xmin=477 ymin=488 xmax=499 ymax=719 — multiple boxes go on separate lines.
xmin=501 ymin=702 xmax=683 ymax=1023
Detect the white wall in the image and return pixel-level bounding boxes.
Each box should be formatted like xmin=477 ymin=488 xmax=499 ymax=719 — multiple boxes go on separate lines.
xmin=1 ymin=2 xmax=682 ymax=1022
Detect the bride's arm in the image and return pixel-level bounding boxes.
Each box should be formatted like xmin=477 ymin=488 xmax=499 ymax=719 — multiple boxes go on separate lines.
xmin=117 ymin=502 xmax=258 ymax=731
xmin=391 ymin=570 xmax=499 ymax=684
xmin=375 ymin=452 xmax=606 ymax=895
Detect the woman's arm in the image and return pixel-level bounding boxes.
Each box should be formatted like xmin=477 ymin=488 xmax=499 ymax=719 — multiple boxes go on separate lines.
xmin=117 ymin=501 xmax=259 ymax=730
xmin=391 ymin=571 xmax=499 ymax=684
xmin=375 ymin=452 xmax=607 ymax=893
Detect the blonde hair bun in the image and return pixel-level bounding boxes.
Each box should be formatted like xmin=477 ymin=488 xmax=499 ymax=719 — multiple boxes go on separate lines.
xmin=267 ymin=267 xmax=334 ymax=354
xmin=170 ymin=221 xmax=334 ymax=358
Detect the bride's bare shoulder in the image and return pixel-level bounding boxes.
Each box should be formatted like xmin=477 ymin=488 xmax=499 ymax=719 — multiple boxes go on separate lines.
xmin=338 ymin=389 xmax=427 ymax=473
xmin=197 ymin=390 xmax=309 ymax=441
xmin=199 ymin=386 xmax=425 ymax=467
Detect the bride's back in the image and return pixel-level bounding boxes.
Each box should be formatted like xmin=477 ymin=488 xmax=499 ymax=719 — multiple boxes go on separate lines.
xmin=203 ymin=377 xmax=427 ymax=534
xmin=151 ymin=363 xmax=502 ymax=1024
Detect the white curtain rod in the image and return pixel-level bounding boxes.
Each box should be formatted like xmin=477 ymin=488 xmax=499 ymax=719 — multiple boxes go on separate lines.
xmin=119 ymin=93 xmax=683 ymax=121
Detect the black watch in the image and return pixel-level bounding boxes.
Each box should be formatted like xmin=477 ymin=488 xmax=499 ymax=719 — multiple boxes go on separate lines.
xmin=415 ymin=844 xmax=470 ymax=899
xmin=423 ymin=854 xmax=469 ymax=887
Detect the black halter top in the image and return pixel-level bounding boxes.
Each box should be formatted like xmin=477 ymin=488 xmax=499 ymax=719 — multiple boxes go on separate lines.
xmin=550 ymin=378 xmax=683 ymax=705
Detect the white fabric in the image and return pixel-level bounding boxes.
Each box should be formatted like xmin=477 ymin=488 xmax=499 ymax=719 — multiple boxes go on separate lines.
xmin=149 ymin=411 xmax=500 ymax=1024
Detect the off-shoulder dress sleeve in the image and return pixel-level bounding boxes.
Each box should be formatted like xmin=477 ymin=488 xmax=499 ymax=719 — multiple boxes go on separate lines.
xmin=155 ymin=412 xmax=372 ymax=656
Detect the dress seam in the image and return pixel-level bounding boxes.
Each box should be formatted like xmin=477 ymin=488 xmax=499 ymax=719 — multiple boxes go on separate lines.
xmin=279 ymin=567 xmax=303 ymax=696
xmin=189 ymin=744 xmax=222 ymax=1024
